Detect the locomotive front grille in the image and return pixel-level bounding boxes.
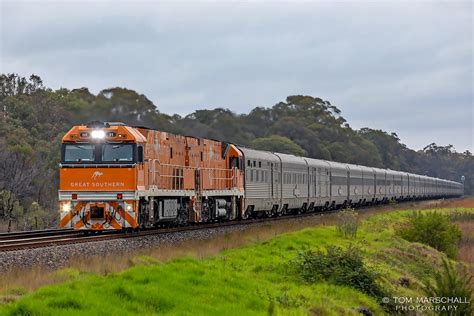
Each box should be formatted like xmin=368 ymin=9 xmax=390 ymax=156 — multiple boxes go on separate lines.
xmin=90 ymin=206 xmax=105 ymax=219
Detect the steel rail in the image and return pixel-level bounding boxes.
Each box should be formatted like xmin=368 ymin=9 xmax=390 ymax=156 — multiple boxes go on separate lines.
xmin=0 ymin=228 xmax=77 ymax=241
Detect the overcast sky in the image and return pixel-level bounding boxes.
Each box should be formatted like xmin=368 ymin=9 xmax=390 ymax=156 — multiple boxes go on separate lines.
xmin=1 ymin=0 xmax=472 ymax=152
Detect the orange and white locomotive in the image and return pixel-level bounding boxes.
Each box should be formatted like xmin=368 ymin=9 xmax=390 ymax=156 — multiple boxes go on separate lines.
xmin=59 ymin=121 xmax=463 ymax=231
xmin=59 ymin=121 xmax=245 ymax=231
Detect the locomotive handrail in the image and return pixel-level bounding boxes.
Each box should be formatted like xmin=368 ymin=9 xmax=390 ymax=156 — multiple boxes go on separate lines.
xmin=59 ymin=163 xmax=137 ymax=168
xmin=147 ymin=162 xmax=237 ymax=190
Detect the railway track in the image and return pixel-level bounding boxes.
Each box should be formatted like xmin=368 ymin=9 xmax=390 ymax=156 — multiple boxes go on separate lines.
xmin=0 ymin=228 xmax=77 ymax=241
xmin=0 ymin=198 xmax=451 ymax=253
xmin=0 ymin=209 xmax=338 ymax=252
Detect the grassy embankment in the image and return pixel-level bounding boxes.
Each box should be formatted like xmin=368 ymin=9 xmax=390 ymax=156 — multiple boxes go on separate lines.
xmin=0 ymin=203 xmax=473 ymax=315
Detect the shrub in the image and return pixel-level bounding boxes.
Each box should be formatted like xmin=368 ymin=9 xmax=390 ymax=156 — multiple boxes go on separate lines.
xmin=336 ymin=208 xmax=358 ymax=238
xmin=294 ymin=245 xmax=384 ymax=298
xmin=396 ymin=212 xmax=462 ymax=258
xmin=425 ymin=258 xmax=473 ymax=316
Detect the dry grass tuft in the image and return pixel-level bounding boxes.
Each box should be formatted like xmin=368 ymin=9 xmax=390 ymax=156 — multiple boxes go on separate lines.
xmin=421 ymin=197 xmax=474 ymax=209
xmin=456 ymin=221 xmax=474 ymax=287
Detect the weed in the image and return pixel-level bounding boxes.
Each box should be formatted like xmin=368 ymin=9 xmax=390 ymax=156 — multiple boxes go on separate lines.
xmin=396 ymin=211 xmax=462 ymax=258
xmin=424 ymin=258 xmax=473 ymax=316
xmin=448 ymin=210 xmax=474 ymax=222
xmin=294 ymin=245 xmax=385 ymax=298
xmin=336 ymin=208 xmax=358 ymax=238
xmin=113 ymin=284 xmax=133 ymax=300
xmin=47 ymin=297 xmax=82 ymax=310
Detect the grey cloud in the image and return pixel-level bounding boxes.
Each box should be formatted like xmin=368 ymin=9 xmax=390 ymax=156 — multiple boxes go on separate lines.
xmin=1 ymin=0 xmax=472 ymax=151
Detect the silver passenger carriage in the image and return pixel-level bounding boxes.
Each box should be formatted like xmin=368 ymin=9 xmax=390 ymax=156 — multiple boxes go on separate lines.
xmin=327 ymin=161 xmax=350 ymax=207
xmin=240 ymin=147 xmax=281 ymax=217
xmin=347 ymin=164 xmax=364 ymax=206
xmin=360 ymin=165 xmax=376 ymax=205
xmin=304 ymin=158 xmax=331 ymax=210
xmin=274 ymin=152 xmax=309 ymax=213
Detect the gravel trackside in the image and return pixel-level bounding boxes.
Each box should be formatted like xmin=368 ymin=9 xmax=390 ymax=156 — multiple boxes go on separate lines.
xmin=0 ymin=225 xmax=250 ymax=273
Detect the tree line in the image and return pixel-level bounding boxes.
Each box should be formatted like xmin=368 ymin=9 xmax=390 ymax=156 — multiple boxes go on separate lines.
xmin=0 ymin=74 xmax=472 ymax=230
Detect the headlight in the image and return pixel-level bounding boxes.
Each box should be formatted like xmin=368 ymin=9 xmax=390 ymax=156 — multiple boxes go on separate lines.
xmin=62 ymin=203 xmax=71 ymax=212
xmin=91 ymin=130 xmax=105 ymax=139
xmin=126 ymin=205 xmax=132 ymax=211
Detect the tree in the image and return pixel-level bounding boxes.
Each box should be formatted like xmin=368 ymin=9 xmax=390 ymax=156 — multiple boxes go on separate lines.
xmin=250 ymin=135 xmax=307 ymax=156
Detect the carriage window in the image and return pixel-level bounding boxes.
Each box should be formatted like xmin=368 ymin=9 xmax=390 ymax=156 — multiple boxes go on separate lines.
xmin=247 ymin=160 xmax=250 ymax=167
xmin=253 ymin=161 xmax=256 ymax=167
xmin=259 ymin=161 xmax=262 ymax=168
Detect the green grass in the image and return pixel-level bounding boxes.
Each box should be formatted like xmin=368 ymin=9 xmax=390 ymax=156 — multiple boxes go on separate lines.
xmin=1 ymin=208 xmax=473 ymax=315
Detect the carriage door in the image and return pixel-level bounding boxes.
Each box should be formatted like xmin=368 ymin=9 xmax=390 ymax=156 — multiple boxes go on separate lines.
xmin=271 ymin=163 xmax=274 ymax=198
xmin=346 ymin=169 xmax=350 ymax=202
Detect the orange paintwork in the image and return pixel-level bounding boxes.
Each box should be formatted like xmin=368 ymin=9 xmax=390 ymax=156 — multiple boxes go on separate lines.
xmin=60 ymin=167 xmax=136 ymax=191
xmin=62 ymin=125 xmax=147 ymax=143
xmin=138 ymin=128 xmax=244 ymax=191
xmin=59 ymin=123 xmax=245 ymax=230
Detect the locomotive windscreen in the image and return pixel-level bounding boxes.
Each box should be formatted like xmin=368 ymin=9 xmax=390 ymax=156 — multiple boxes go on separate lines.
xmin=61 ymin=143 xmax=136 ymax=164
xmin=63 ymin=144 xmax=95 ymax=162
xmin=102 ymin=144 xmax=134 ymax=162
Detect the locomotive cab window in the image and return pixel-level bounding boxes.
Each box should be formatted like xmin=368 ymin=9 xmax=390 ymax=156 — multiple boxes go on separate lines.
xmin=102 ymin=144 xmax=134 ymax=162
xmin=63 ymin=144 xmax=95 ymax=162
xmin=230 ymin=157 xmax=239 ymax=169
